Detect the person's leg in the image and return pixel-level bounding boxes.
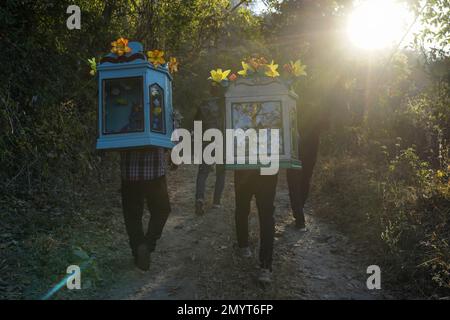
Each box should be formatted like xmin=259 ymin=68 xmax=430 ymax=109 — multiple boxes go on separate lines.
xmin=121 ymin=180 xmax=145 ymax=258
xmin=298 ymin=132 xmax=320 ymax=212
xmin=234 ymin=171 xmax=254 ymax=248
xmin=144 ymin=176 xmax=171 ymax=253
xmin=286 ymin=168 xmax=305 ymax=227
xmin=213 ymin=164 xmax=226 ymax=205
xmin=195 ymin=163 xmax=211 ymax=201
xmin=298 ymin=171 xmax=310 ymax=211
xmin=195 ymin=163 xmax=211 ymax=215
xmin=255 ymin=174 xmax=278 ymax=271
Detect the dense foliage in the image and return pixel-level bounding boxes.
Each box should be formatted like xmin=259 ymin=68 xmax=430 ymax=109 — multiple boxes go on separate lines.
xmin=264 ymin=0 xmax=450 ymax=295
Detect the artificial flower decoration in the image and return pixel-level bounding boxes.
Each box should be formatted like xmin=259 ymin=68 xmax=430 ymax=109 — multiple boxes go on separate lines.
xmin=283 ymin=63 xmax=291 ymax=73
xmin=88 ymin=57 xmax=97 ymax=76
xmin=111 ymin=37 xmax=132 ymax=56
xmin=147 ymin=50 xmax=166 ymax=68
xmin=289 ymin=60 xmax=307 ymax=77
xmin=248 ymin=58 xmax=260 ymax=70
xmin=206 ymin=55 xmax=306 ymax=85
xmin=265 ymin=60 xmax=280 ymax=78
xmin=248 ymin=56 xmax=268 ymax=71
xmin=237 ymin=61 xmax=254 ymax=77
xmin=168 ymin=57 xmax=179 ymax=73
xmin=209 ymin=68 xmax=231 ymax=84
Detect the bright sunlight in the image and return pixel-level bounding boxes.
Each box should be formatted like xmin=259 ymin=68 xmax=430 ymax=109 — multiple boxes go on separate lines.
xmin=347 ymin=0 xmax=414 ymax=50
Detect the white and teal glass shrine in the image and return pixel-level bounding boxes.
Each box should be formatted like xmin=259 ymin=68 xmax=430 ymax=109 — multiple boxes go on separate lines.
xmin=225 ymin=77 xmax=302 ymax=170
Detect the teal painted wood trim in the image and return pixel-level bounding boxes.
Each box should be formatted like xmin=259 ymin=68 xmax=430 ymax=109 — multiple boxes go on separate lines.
xmin=96 ymin=134 xmax=174 ymax=150
xmin=224 ymin=159 xmax=302 ymax=170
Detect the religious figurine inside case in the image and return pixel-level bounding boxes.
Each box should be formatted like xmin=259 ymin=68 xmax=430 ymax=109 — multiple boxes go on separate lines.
xmin=96 ymin=40 xmax=175 ymax=150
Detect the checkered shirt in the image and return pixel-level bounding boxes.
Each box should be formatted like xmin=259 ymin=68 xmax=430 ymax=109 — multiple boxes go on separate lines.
xmin=120 ymin=148 xmax=166 ymax=181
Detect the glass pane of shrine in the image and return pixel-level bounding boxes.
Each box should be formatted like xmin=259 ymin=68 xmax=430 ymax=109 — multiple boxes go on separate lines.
xmin=150 ymin=84 xmax=165 ymax=133
xmin=103 ymin=77 xmax=144 ymax=134
xmin=231 ymin=101 xmax=284 ymax=155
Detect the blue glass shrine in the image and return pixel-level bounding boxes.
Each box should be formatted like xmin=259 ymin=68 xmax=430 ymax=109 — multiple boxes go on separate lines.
xmin=96 ymin=41 xmax=174 ymax=150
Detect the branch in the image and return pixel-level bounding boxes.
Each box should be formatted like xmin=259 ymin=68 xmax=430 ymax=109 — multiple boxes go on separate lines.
xmin=230 ymin=0 xmax=248 ymax=12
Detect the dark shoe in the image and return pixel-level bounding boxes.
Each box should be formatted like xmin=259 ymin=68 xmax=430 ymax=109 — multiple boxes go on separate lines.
xmin=135 ymin=244 xmax=151 ymax=271
xmin=295 ymin=219 xmax=307 ymax=232
xmin=258 ymin=268 xmax=272 ymax=284
xmin=237 ymin=246 xmax=252 ymax=258
xmin=212 ymin=203 xmax=221 ymax=209
xmin=195 ymin=199 xmax=205 ymax=215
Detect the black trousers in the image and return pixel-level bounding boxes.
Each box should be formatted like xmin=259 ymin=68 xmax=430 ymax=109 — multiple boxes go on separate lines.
xmin=195 ymin=163 xmax=226 ymax=204
xmin=286 ymin=130 xmax=320 ymax=223
xmin=121 ymin=176 xmax=171 ymax=257
xmin=234 ymin=170 xmax=278 ymax=270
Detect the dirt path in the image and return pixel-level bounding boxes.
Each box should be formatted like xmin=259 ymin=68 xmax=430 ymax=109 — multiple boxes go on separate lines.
xmin=99 ymin=165 xmax=388 ymax=300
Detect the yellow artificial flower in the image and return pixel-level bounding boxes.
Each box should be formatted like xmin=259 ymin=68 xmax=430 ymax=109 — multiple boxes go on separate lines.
xmin=265 ymin=60 xmax=280 ymax=78
xmin=237 ymin=61 xmax=254 ymax=77
xmin=208 ymin=68 xmax=231 ymax=83
xmin=436 ymin=170 xmax=445 ymax=178
xmin=111 ymin=37 xmax=132 ymax=56
xmin=168 ymin=57 xmax=179 ymax=73
xmin=88 ymin=57 xmax=97 ymax=76
xmin=290 ymin=60 xmax=307 ymax=77
xmin=147 ymin=50 xmax=166 ymax=67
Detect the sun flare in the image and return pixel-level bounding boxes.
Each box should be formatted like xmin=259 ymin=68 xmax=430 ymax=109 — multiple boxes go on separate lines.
xmin=347 ymin=0 xmax=414 ymax=50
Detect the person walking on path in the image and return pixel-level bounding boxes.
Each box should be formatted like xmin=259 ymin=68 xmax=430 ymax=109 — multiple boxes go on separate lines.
xmin=120 ymin=148 xmax=171 ymax=271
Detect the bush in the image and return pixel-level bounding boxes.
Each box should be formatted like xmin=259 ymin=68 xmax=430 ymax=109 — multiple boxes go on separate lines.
xmin=314 ymin=140 xmax=450 ymax=296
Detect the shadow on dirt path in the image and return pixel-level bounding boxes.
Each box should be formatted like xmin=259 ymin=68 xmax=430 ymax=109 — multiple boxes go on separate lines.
xmin=100 ymin=165 xmax=389 ymax=300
